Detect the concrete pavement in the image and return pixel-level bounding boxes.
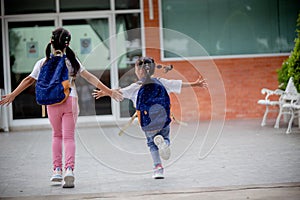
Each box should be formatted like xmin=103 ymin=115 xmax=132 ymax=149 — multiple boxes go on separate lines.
xmin=1 ymin=183 xmax=300 ymax=200
xmin=0 ymin=118 xmax=300 ymax=199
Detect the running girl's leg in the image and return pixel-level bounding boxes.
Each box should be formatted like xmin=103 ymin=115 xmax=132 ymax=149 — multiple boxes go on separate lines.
xmin=146 ymin=132 xmax=161 ymax=166
xmin=62 ymin=97 xmax=78 ymax=170
xmin=47 ymin=105 xmax=63 ymax=170
xmin=160 ymin=125 xmax=170 ymax=146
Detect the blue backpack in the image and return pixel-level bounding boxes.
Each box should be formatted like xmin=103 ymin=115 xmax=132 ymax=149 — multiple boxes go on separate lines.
xmin=136 ymin=78 xmax=171 ymax=132
xmin=36 ymin=55 xmax=70 ymax=105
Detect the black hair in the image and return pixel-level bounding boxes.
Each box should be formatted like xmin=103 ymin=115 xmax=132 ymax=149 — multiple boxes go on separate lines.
xmin=137 ymin=57 xmax=155 ymax=84
xmin=45 ymin=27 xmax=80 ymax=77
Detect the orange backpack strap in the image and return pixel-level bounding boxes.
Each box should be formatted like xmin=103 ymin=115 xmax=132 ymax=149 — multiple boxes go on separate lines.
xmin=118 ymin=112 xmax=138 ymax=136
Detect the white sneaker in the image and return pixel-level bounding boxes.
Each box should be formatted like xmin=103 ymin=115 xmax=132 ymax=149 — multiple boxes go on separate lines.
xmin=62 ymin=167 xmax=75 ymax=188
xmin=152 ymin=164 xmax=164 ymax=179
xmin=50 ymin=167 xmax=63 ymax=182
xmin=154 ymin=135 xmax=170 ymax=160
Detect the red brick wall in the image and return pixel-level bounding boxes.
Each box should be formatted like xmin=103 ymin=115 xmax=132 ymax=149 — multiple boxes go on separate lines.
xmin=215 ymin=57 xmax=287 ymax=120
xmin=142 ymin=0 xmax=288 ymax=121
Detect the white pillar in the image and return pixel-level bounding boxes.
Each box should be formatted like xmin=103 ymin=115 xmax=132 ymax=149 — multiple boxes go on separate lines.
xmin=0 ymin=89 xmax=9 ymax=132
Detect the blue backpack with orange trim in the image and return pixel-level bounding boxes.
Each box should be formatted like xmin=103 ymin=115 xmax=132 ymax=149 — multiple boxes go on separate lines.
xmin=36 ymin=54 xmax=70 ymax=105
xmin=136 ymin=78 xmax=171 ymax=132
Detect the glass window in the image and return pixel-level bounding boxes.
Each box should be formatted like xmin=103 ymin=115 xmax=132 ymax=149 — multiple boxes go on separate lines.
xmin=116 ymin=13 xmax=142 ymax=117
xmin=60 ymin=0 xmax=110 ymax=12
xmin=161 ymin=0 xmax=300 ymax=58
xmin=278 ymin=1 xmax=300 ymax=52
xmin=4 ymin=0 xmax=56 ymax=15
xmin=63 ymin=19 xmax=112 ymax=116
xmin=8 ymin=21 xmax=55 ymax=119
xmin=115 ymin=0 xmax=140 ymax=10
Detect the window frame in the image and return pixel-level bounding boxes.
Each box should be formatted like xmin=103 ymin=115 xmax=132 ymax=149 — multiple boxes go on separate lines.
xmin=158 ymin=0 xmax=292 ymax=61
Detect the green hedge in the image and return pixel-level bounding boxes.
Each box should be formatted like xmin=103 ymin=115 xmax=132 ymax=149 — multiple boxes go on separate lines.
xmin=277 ymin=13 xmax=300 ymax=93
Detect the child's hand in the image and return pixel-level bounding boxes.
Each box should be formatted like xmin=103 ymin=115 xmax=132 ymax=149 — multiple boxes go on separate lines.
xmin=0 ymin=93 xmax=15 ymax=106
xmin=92 ymin=89 xmax=123 ymax=102
xmin=195 ymin=76 xmax=208 ymax=89
xmin=92 ymin=89 xmax=108 ymax=99
xmin=111 ymin=89 xmax=123 ymax=102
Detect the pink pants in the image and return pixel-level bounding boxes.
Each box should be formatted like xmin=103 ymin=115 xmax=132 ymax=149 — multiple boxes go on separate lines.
xmin=47 ymin=97 xmax=78 ymax=170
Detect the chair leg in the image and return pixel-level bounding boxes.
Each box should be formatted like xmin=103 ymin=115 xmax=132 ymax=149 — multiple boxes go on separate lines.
xmin=274 ymin=106 xmax=283 ymax=128
xmin=261 ymin=106 xmax=269 ymax=126
xmin=286 ymin=109 xmax=294 ymax=134
xmin=296 ymin=110 xmax=300 ymax=129
xmin=298 ymin=112 xmax=300 ymax=129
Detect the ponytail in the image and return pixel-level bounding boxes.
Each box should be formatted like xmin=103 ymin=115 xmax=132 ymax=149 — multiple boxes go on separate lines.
xmin=49 ymin=27 xmax=79 ymax=76
xmin=45 ymin=42 xmax=52 ymax=60
xmin=66 ymin=46 xmax=80 ymax=77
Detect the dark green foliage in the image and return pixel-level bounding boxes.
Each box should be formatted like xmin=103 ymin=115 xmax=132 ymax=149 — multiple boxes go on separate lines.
xmin=277 ymin=13 xmax=300 ymax=92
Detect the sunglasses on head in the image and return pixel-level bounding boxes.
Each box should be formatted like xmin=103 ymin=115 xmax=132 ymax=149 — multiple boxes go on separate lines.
xmin=137 ymin=57 xmax=154 ymax=66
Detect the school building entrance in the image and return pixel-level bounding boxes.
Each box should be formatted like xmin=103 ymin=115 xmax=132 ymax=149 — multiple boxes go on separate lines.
xmin=1 ymin=0 xmax=300 ymax=131
xmin=1 ymin=0 xmax=142 ymax=130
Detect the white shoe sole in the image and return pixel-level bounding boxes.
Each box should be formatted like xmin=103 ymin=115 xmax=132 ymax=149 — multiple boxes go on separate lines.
xmin=63 ymin=175 xmax=75 ymax=188
xmin=152 ymin=174 xmax=164 ymax=179
xmin=154 ymin=135 xmax=170 ymax=160
xmin=50 ymin=175 xmax=63 ymax=182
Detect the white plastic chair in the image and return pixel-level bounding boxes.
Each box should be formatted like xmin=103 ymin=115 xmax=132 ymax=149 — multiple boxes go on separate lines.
xmin=282 ymin=93 xmax=300 ymax=134
xmin=274 ymin=77 xmax=299 ymax=132
xmin=257 ymin=88 xmax=284 ymax=126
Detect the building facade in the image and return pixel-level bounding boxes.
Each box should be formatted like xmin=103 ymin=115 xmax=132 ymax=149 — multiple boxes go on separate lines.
xmin=0 ymin=0 xmax=299 ymax=130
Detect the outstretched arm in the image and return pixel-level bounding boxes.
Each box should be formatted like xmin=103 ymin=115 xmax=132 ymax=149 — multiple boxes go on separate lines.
xmin=182 ymin=75 xmax=208 ymax=89
xmin=92 ymin=89 xmax=113 ymax=99
xmin=80 ymin=69 xmax=123 ymax=101
xmin=0 ymin=76 xmax=36 ymax=106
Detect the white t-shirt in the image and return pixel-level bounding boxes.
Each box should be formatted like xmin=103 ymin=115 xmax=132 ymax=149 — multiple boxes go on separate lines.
xmin=120 ymin=78 xmax=182 ymax=107
xmin=29 ymin=57 xmax=85 ymax=97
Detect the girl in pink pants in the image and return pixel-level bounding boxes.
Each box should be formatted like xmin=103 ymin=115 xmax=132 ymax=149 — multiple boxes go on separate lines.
xmin=0 ymin=27 xmax=123 ymax=188
xmin=47 ymin=97 xmax=79 ymax=172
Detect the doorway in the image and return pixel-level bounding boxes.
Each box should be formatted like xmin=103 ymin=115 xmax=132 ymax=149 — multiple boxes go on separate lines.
xmin=5 ymin=12 xmax=142 ymax=124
